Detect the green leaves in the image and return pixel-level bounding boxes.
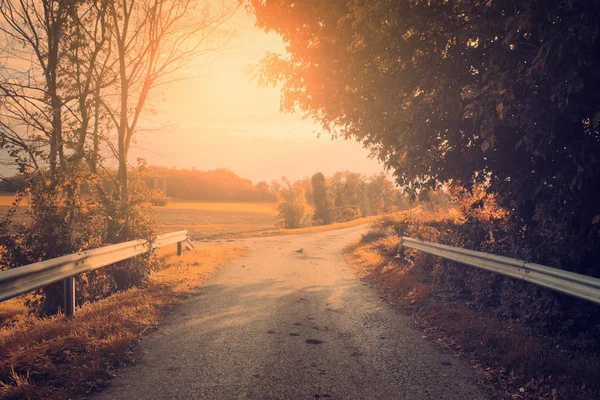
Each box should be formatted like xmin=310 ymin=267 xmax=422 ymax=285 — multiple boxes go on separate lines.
xmin=248 ymin=0 xmax=600 ymax=275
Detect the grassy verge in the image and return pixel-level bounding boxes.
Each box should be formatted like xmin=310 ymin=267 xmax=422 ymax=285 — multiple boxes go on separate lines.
xmin=344 ymin=233 xmax=600 ymax=400
xmin=0 ymin=244 xmax=247 ymax=399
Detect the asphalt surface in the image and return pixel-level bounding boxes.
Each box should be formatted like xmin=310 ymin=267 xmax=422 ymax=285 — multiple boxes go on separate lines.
xmin=95 ymin=225 xmax=486 ymax=400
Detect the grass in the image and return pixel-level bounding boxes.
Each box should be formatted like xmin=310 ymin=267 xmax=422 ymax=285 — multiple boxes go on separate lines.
xmin=162 ymin=199 xmax=276 ymax=213
xmin=151 ymin=205 xmax=278 ymax=240
xmin=0 ymin=193 xmax=23 ymax=207
xmin=344 ymin=228 xmax=600 ymax=400
xmin=0 ymin=244 xmax=247 ymax=399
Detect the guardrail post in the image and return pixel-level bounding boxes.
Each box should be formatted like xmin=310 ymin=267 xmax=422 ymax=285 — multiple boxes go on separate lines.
xmin=177 ymin=241 xmax=182 ymax=256
xmin=63 ymin=277 xmax=75 ymax=317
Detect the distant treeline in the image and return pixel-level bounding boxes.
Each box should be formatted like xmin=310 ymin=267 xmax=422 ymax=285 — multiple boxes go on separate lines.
xmin=0 ymin=167 xmax=274 ymax=202
xmin=0 ymin=174 xmax=25 ymax=192
xmin=1 ymin=168 xmax=417 ymax=210
xmin=141 ymin=166 xmax=275 ymax=202
xmin=275 ymin=171 xmax=416 ymax=228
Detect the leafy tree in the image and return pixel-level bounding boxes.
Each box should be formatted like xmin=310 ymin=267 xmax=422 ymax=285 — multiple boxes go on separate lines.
xmin=249 ymin=0 xmax=600 ymax=274
xmin=367 ymin=173 xmax=396 ymax=215
xmin=255 ymin=181 xmax=275 ymax=201
xmin=101 ymin=0 xmax=235 ymax=205
xmin=311 ymin=172 xmax=334 ymax=224
xmin=276 ymin=179 xmax=310 ymax=228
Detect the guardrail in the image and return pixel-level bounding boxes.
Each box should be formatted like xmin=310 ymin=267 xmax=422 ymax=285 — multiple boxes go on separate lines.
xmin=399 ymin=237 xmax=600 ymax=305
xmin=0 ymin=230 xmax=193 ymax=316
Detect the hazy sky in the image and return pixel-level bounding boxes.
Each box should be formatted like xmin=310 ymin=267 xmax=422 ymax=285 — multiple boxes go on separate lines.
xmin=128 ymin=3 xmax=386 ymax=183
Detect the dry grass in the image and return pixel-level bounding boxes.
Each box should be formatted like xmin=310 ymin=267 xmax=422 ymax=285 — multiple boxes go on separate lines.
xmin=0 ymin=194 xmax=24 ymax=207
xmin=344 ymin=233 xmax=600 ymax=400
xmin=151 ymin=206 xmax=278 ymax=240
xmin=0 ymin=197 xmax=280 ymax=239
xmin=163 ymin=200 xmax=276 ymax=213
xmin=0 ymin=244 xmax=247 ymax=399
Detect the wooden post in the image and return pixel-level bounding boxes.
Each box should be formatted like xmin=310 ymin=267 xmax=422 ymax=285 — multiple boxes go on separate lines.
xmin=177 ymin=241 xmax=182 ymax=256
xmin=63 ymin=277 xmax=75 ymax=317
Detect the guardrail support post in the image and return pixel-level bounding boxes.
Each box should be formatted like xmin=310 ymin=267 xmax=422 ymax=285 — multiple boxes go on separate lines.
xmin=63 ymin=277 xmax=75 ymax=317
xmin=177 ymin=241 xmax=182 ymax=256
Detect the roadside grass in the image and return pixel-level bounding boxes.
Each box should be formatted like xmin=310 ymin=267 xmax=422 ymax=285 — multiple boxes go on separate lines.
xmin=344 ymin=231 xmax=600 ymax=400
xmin=0 ymin=244 xmax=247 ymax=399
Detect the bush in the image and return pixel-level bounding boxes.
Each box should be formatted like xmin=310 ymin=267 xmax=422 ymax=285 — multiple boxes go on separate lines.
xmin=381 ymin=185 xmax=600 ymax=339
xmin=150 ymin=196 xmax=170 ymax=206
xmin=0 ymin=163 xmax=156 ymax=315
xmin=276 ymin=182 xmax=310 ymax=229
xmin=361 ymin=227 xmax=395 ymax=243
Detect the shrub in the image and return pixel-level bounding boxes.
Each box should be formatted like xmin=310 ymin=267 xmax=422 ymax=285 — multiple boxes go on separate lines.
xmin=381 ymin=185 xmax=600 ymax=338
xmin=150 ymin=196 xmax=171 ymax=206
xmin=0 ymin=163 xmax=156 ymax=315
xmin=361 ymin=227 xmax=395 ymax=243
xmin=276 ymin=182 xmax=310 ymax=229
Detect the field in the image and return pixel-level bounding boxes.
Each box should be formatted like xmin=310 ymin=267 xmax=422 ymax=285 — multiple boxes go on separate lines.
xmin=151 ymin=200 xmax=279 ymax=240
xmin=0 ymin=194 xmax=382 ymax=240
xmin=0 ymin=194 xmax=279 ymax=239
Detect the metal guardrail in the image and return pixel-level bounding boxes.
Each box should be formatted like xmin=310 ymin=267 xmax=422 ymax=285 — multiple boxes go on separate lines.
xmin=400 ymin=237 xmax=600 ymax=305
xmin=0 ymin=230 xmax=190 ymax=316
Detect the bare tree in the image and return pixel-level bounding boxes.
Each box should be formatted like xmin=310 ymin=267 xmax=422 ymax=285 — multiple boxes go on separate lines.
xmin=0 ymin=0 xmax=70 ymax=174
xmin=99 ymin=0 xmax=236 ymax=203
xmin=0 ymin=0 xmax=113 ymax=177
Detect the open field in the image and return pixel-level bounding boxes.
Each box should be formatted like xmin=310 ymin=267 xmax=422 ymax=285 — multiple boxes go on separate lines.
xmin=151 ymin=201 xmax=279 ymax=240
xmin=0 ymin=194 xmax=279 ymax=238
xmin=0 ymin=194 xmax=388 ymax=240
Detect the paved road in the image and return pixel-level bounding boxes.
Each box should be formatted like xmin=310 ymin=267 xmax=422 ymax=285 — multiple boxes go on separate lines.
xmin=95 ymin=225 xmax=486 ymax=400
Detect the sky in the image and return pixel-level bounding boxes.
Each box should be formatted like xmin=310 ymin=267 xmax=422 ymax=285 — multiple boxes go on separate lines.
xmin=127 ymin=3 xmax=387 ymax=183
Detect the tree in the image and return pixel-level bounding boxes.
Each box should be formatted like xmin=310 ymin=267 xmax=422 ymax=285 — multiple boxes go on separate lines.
xmin=311 ymin=172 xmax=333 ymax=224
xmin=367 ymin=173 xmax=396 ymax=215
xmin=276 ymin=179 xmax=310 ymax=228
xmin=248 ymin=0 xmax=600 ymax=273
xmin=255 ymin=180 xmax=274 ymax=201
xmin=101 ymin=0 xmax=235 ymax=207
xmin=0 ymin=0 xmax=237 ymax=313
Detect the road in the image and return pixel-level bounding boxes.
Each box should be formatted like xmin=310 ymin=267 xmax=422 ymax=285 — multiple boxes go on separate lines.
xmin=95 ymin=225 xmax=486 ymax=400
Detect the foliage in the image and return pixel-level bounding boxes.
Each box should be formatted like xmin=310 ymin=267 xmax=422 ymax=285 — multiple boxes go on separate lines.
xmin=248 ymin=0 xmax=600 ymax=276
xmin=0 ymin=0 xmax=235 ymax=314
xmin=417 ymin=189 xmax=431 ymax=204
xmin=282 ymin=171 xmax=402 ymax=227
xmin=141 ymin=166 xmax=276 ymax=202
xmin=381 ymin=189 xmax=600 ymax=338
xmin=361 ymin=227 xmax=395 ymax=243
xmin=311 ymin=172 xmax=334 ymax=224
xmin=347 ymin=231 xmax=600 ymax=400
xmin=366 ymin=173 xmax=396 ymax=215
xmin=0 ymin=175 xmax=25 ymax=193
xmin=0 ymin=163 xmax=156 ymax=314
xmin=150 ymin=196 xmax=171 ymax=207
xmin=276 ymin=180 xmax=310 ymax=228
